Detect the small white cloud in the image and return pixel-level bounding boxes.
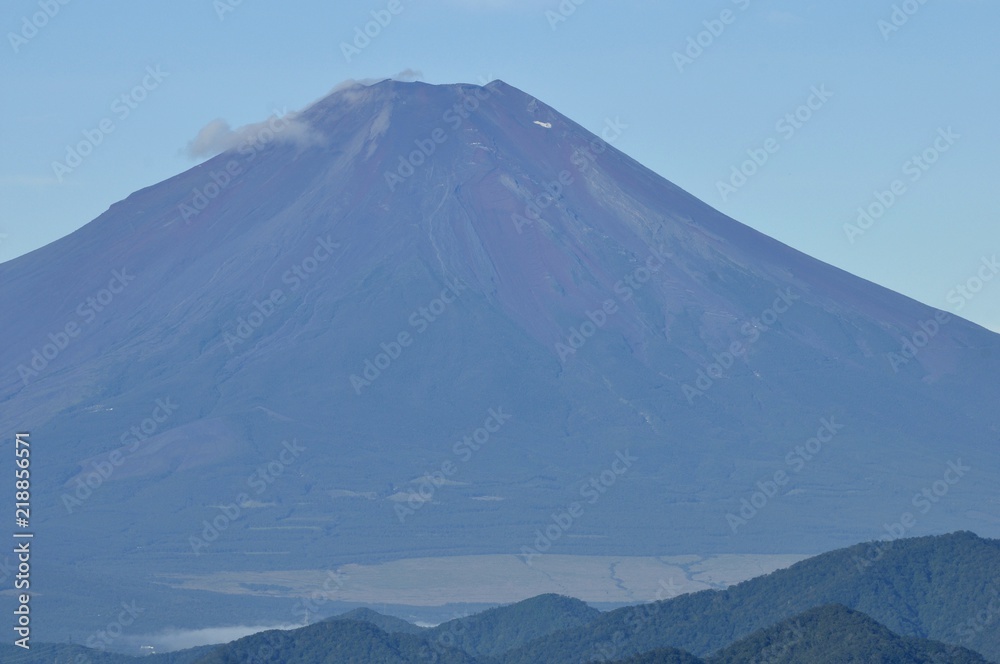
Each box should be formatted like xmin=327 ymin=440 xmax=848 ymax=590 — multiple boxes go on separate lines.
xmin=185 ymin=109 xmax=319 ymax=159
xmin=184 ymin=70 xmax=424 ymax=159
xmin=386 ymin=491 xmax=431 ymax=503
xmin=327 ymin=69 xmax=424 ymax=95
xmin=186 ymin=118 xmax=237 ymax=157
xmin=127 ymin=625 xmax=300 ymax=653
xmin=393 ymin=68 xmax=423 ymax=82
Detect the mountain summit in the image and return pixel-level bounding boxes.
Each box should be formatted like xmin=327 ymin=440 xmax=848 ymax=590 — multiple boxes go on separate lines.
xmin=2 ymin=80 xmax=998 ymax=638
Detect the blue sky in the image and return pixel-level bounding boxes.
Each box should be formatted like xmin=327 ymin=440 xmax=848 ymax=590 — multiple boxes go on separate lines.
xmin=3 ymin=0 xmax=998 ymax=330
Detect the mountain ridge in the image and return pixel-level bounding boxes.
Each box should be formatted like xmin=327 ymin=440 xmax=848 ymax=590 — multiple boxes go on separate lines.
xmin=2 ymin=79 xmax=998 ymax=640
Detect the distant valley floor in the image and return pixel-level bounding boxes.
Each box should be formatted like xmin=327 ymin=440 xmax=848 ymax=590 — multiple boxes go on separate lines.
xmin=159 ymin=553 xmax=809 ymax=608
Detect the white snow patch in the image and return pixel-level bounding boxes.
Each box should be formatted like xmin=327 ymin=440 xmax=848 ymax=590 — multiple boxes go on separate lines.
xmin=533 ymin=121 xmax=552 ymax=129
xmin=329 ymin=489 xmax=377 ymax=500
xmin=386 ymin=491 xmax=431 ymax=503
xmin=369 ymin=105 xmax=392 ymax=139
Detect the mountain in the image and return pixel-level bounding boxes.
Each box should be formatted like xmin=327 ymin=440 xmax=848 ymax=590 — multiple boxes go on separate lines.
xmin=14 ymin=533 xmax=999 ymax=662
xmin=0 ymin=643 xmax=212 ymax=664
xmin=423 ymin=593 xmax=602 ymax=658
xmin=328 ymin=607 xmax=426 ymax=635
xmin=0 ymin=644 xmax=138 ymax=664
xmin=327 ymin=593 xmax=602 ymax=659
xmin=192 ymin=620 xmax=476 ymax=664
xmin=607 ymin=604 xmax=991 ymax=664
xmin=498 ymin=532 xmax=1000 ymax=662
xmin=2 ymin=79 xmax=999 ymax=639
xmin=708 ymin=604 xmax=989 ymax=664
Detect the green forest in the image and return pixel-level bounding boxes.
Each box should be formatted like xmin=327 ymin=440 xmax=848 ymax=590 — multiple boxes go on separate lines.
xmin=3 ymin=532 xmax=997 ymax=664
